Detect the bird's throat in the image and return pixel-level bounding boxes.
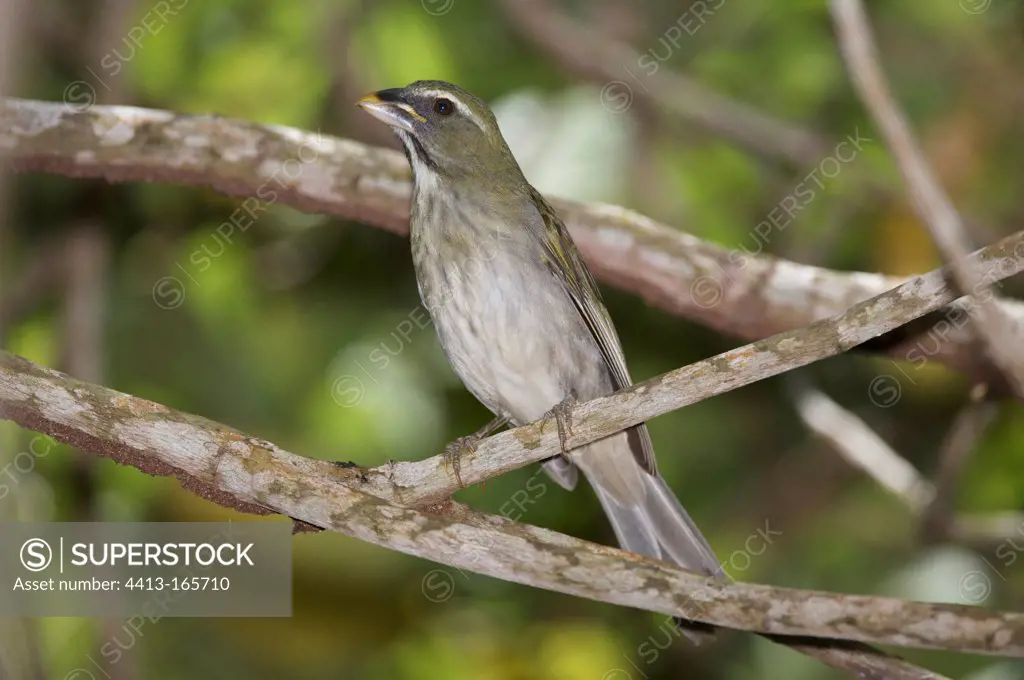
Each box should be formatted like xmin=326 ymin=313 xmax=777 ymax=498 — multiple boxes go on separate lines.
xmin=396 ymin=131 xmax=439 ymax=173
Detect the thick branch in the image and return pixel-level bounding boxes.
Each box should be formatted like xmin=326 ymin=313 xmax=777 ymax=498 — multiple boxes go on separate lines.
xmin=1 ymin=352 xmax=1022 ymax=660
xmin=2 ymin=98 xmax=1020 ymax=382
xmin=831 ymin=0 xmax=1024 ymax=395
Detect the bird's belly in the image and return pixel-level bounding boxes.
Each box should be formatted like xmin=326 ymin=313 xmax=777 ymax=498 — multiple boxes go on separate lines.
xmin=421 ymin=251 xmax=608 ymax=424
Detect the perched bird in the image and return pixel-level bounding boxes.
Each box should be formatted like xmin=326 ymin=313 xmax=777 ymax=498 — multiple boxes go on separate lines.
xmin=357 ymin=80 xmax=724 ymax=585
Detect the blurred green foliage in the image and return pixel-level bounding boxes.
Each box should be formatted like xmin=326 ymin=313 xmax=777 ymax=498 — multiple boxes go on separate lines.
xmin=2 ymin=1 xmax=1024 ymax=679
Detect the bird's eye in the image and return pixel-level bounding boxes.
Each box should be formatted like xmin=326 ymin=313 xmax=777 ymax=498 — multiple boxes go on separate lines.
xmin=433 ymin=98 xmax=454 ymax=116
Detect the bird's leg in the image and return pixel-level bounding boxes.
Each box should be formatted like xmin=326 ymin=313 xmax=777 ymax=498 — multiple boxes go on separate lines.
xmin=444 ymin=415 xmax=509 ymax=488
xmin=544 ymin=394 xmax=579 ymax=456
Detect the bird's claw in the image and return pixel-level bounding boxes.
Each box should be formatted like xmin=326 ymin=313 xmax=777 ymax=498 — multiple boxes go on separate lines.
xmin=443 ymin=435 xmax=480 ymax=489
xmin=545 ymin=396 xmax=578 ymax=456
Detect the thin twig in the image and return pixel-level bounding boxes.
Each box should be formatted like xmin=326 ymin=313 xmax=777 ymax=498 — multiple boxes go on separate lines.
xmin=950 ymin=513 xmax=1024 ymax=549
xmin=60 ymin=223 xmax=108 ymax=510
xmin=764 ymin=637 xmax=951 ymax=680
xmin=789 ymin=379 xmax=934 ymax=512
xmin=831 ymin=0 xmax=1024 ymax=396
xmin=500 ymin=0 xmax=827 ymax=166
xmin=921 ymin=387 xmax=1001 ymax=543
xmin=790 ymin=379 xmax=1017 ymax=547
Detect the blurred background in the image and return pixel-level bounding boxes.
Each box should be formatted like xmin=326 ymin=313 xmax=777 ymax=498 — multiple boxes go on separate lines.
xmin=2 ymin=0 xmax=1024 ymax=678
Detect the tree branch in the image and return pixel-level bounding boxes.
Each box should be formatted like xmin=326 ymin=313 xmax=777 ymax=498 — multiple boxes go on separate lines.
xmin=1 ymin=351 xmax=1023 ymax=662
xmin=2 ymin=98 xmax=1021 ymax=384
xmin=831 ymin=0 xmax=1024 ymax=396
xmin=921 ymin=387 xmax=1001 ymax=546
xmin=335 ymin=230 xmax=1024 ymax=507
xmin=763 ymin=638 xmax=950 ymax=680
xmin=789 ymin=378 xmax=1018 ymax=550
xmin=499 ymin=0 xmax=827 ymax=166
xmin=790 ymin=379 xmax=935 ymax=511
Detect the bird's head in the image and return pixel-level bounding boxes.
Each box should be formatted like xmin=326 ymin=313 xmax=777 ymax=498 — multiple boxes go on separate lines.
xmin=357 ymin=80 xmax=525 ymax=190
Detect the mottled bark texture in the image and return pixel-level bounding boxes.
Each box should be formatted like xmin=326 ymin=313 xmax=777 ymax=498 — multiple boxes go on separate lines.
xmin=1 ymin=351 xmax=1023 ymax=663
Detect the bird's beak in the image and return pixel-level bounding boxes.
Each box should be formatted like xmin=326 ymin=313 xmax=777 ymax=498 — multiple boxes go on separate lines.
xmin=356 ymin=89 xmax=424 ymax=133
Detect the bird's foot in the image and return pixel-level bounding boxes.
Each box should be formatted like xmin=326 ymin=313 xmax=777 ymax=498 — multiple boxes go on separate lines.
xmin=443 ymin=434 xmax=480 ymax=489
xmin=672 ymin=617 xmax=718 ymax=646
xmin=442 ymin=416 xmax=509 ymax=490
xmin=544 ymin=396 xmax=579 ymax=456
xmin=332 ymin=460 xmax=359 ymax=469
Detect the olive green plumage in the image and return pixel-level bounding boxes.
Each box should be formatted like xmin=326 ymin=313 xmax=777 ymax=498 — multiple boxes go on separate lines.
xmin=358 ymin=80 xmax=724 ymax=582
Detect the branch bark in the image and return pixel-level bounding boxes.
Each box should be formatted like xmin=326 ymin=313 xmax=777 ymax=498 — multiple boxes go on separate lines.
xmin=2 ymin=98 xmax=1021 ymax=384
xmin=1 ymin=351 xmax=1023 ymax=663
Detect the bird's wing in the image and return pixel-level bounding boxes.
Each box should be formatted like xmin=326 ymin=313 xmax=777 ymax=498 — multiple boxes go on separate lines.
xmin=529 ymin=188 xmax=658 ymax=476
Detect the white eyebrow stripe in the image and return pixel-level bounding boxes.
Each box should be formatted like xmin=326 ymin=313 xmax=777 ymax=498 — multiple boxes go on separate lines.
xmin=417 ymin=89 xmax=487 ymax=132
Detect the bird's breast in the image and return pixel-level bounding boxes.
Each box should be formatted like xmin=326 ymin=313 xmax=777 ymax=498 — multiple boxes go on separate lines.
xmin=412 ymin=221 xmax=608 ymax=424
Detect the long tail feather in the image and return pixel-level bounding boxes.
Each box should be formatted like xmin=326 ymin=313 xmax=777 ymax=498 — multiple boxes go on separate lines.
xmin=592 ymin=485 xmax=660 ymax=558
xmin=643 ymin=474 xmax=726 ymax=580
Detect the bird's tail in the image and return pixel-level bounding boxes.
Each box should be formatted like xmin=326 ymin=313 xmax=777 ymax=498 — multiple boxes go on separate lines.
xmin=569 ymin=434 xmax=723 ymax=575
xmin=581 ymin=438 xmax=726 ymax=644
xmin=643 ymin=473 xmax=725 ymax=579
xmin=590 ymin=469 xmax=725 ymax=580
xmin=543 ymin=433 xmax=724 ymax=642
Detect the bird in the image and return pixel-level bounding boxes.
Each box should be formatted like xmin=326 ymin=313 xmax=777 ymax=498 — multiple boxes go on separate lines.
xmin=357 ymin=80 xmax=725 ymax=589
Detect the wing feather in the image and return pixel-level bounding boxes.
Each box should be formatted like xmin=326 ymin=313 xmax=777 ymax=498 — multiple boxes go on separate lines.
xmin=530 ymin=189 xmax=658 ymax=476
